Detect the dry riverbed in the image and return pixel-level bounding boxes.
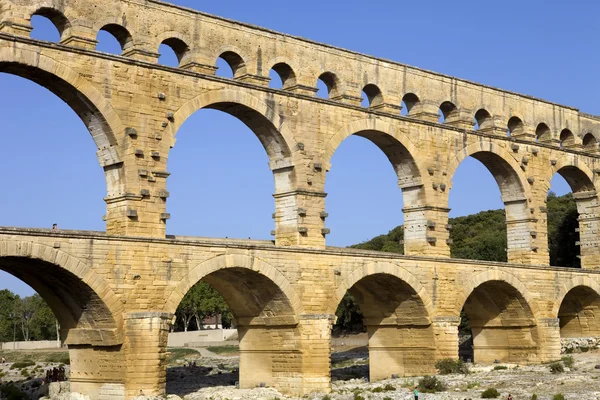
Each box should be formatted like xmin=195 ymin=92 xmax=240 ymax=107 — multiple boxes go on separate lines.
xmin=1 ymin=347 xmax=600 ymax=399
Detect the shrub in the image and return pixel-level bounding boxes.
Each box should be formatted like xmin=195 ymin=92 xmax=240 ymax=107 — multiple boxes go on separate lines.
xmin=10 ymin=360 xmax=34 ymax=369
xmin=353 ymin=393 xmax=365 ymax=400
xmin=322 ymin=396 xmax=331 ymax=400
xmin=561 ymin=355 xmax=574 ymax=368
xmin=553 ymin=394 xmax=565 ymax=400
xmin=493 ymin=365 xmax=507 ymax=370
xmin=549 ymin=362 xmax=564 ymax=374
xmin=371 ymin=384 xmax=395 ymax=393
xmin=467 ymin=382 xmax=480 ymax=389
xmin=418 ymin=376 xmax=447 ymax=393
xmin=531 ymin=395 xmax=537 ymax=400
xmin=435 ymin=358 xmax=469 ymax=375
xmin=44 ymin=353 xmax=70 ymax=365
xmin=481 ymin=388 xmax=500 ymax=398
xmin=580 ymin=346 xmax=589 ymax=353
xmin=20 ymin=368 xmax=29 ymax=377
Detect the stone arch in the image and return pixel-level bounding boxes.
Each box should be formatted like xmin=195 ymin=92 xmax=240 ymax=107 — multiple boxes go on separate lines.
xmin=454 ymin=269 xmax=539 ymax=318
xmin=155 ymin=31 xmax=191 ymax=65
xmin=213 ymin=45 xmax=249 ymax=77
xmin=553 ymin=276 xmax=600 ymax=317
xmin=169 ymin=88 xmax=295 ymax=165
xmin=164 ymin=253 xmax=302 ymax=321
xmin=0 ymin=46 xmax=126 ymax=196
xmin=448 ymin=141 xmax=533 ymax=201
xmin=0 ymin=240 xmax=123 ymax=346
xmin=31 ymin=7 xmax=71 ymax=40
xmin=324 ymin=118 xmax=425 ymax=182
xmin=332 ymin=261 xmax=434 ymax=318
xmin=362 ymin=83 xmax=384 ymax=107
xmin=96 ymin=23 xmax=134 ymax=53
xmin=265 ymin=56 xmax=299 ymax=87
xmin=547 ymin=156 xmax=597 ymax=194
xmin=317 ymin=71 xmax=342 ymax=99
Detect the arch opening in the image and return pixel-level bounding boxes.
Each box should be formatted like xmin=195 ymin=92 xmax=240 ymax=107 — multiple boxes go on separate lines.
xmin=361 ymin=84 xmax=383 ymax=108
xmin=316 ymin=72 xmax=340 ymax=99
xmin=536 ymin=123 xmax=551 ymax=142
xmin=332 ymin=273 xmax=434 ymax=381
xmin=474 ymin=109 xmax=492 ymax=131
xmin=268 ymin=62 xmax=296 ymax=89
xmin=450 ymin=151 xmax=528 ymax=263
xmin=0 ymin=68 xmax=115 ymax=228
xmin=439 ymin=101 xmax=458 ymax=123
xmin=560 ymin=129 xmax=575 ymax=148
xmin=216 ymin=51 xmax=245 ymax=79
xmin=460 ymin=280 xmax=539 ymax=364
xmin=326 ymin=129 xmax=423 ymax=249
xmin=96 ymin=24 xmax=133 ymax=54
xmin=168 ymin=266 xmax=297 ymax=394
xmin=558 ymin=286 xmax=600 ymax=340
xmin=507 ymin=116 xmax=524 ymax=137
xmin=158 ymin=38 xmax=189 ymax=67
xmin=582 ymin=133 xmax=598 ymax=152
xmin=30 ymin=8 xmax=69 ymax=42
xmin=167 ymin=100 xmax=292 ymax=238
xmin=400 ymin=93 xmax=420 ymax=117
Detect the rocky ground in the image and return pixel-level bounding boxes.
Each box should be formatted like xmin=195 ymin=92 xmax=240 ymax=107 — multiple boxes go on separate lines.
xmin=1 ymin=345 xmax=600 ymax=400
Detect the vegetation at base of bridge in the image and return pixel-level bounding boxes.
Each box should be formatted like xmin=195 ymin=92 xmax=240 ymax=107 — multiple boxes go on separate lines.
xmin=335 ymin=192 xmax=578 ymax=334
xmin=0 ymin=292 xmax=58 ymax=343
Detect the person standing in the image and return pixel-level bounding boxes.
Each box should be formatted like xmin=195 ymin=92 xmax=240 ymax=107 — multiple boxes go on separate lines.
xmin=414 ymin=385 xmax=419 ymax=400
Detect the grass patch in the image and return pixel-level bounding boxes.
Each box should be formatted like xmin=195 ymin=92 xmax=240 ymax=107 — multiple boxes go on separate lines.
xmin=467 ymin=382 xmax=479 ymax=389
xmin=435 ymin=358 xmax=469 ymax=375
xmin=561 ymin=355 xmax=574 ymax=368
xmin=166 ymin=348 xmax=199 ymax=365
xmin=0 ymin=350 xmax=68 ymax=364
xmin=481 ymin=388 xmax=500 ymax=398
xmin=493 ymin=365 xmax=507 ymax=370
xmin=549 ymin=362 xmax=564 ymax=374
xmin=44 ymin=353 xmax=70 ymax=365
xmin=370 ymin=384 xmax=395 ymax=392
xmin=418 ymin=376 xmax=446 ymax=393
xmin=10 ymin=361 xmax=35 ymax=370
xmin=552 ymin=394 xmax=565 ymax=400
xmin=206 ymin=345 xmax=239 ymax=355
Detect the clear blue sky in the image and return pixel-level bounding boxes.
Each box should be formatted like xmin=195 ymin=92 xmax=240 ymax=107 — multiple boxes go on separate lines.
xmin=1 ymin=0 xmax=590 ymax=296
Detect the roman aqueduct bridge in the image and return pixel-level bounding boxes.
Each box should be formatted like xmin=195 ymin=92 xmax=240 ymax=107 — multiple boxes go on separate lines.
xmin=1 ymin=0 xmax=600 ymax=398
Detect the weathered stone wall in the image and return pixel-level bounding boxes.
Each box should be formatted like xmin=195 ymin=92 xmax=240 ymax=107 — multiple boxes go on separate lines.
xmin=1 ymin=0 xmax=600 ymax=398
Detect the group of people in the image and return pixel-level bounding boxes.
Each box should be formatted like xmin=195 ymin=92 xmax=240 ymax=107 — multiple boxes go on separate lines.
xmin=44 ymin=366 xmax=66 ymax=383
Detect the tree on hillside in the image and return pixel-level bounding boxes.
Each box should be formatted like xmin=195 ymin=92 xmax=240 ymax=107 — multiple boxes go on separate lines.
xmin=0 ymin=289 xmax=19 ymax=342
xmin=175 ymin=281 xmax=231 ymax=332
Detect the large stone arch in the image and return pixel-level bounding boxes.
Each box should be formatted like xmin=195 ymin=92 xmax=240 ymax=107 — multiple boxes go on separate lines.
xmin=447 ymin=141 xmax=533 ymax=201
xmin=544 ymin=155 xmax=597 ymax=194
xmin=553 ymin=276 xmax=600 ymax=339
xmin=0 ymin=45 xmax=126 ymax=196
xmin=169 ymin=88 xmax=295 ymax=168
xmin=332 ymin=261 xmax=433 ymax=318
xmin=454 ymin=269 xmax=539 ymax=318
xmin=0 ymin=239 xmax=123 ymax=345
xmin=165 ymin=253 xmax=302 ymax=322
xmin=553 ymin=276 xmax=600 ymax=316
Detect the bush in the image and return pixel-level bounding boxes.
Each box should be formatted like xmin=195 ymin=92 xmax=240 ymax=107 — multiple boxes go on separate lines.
xmin=561 ymin=355 xmax=574 ymax=368
xmin=371 ymin=384 xmax=395 ymax=392
xmin=553 ymin=394 xmax=565 ymax=400
xmin=435 ymin=358 xmax=469 ymax=375
xmin=20 ymin=368 xmax=29 ymax=377
xmin=44 ymin=353 xmax=70 ymax=365
xmin=10 ymin=360 xmax=35 ymax=369
xmin=418 ymin=376 xmax=447 ymax=393
xmin=353 ymin=393 xmax=365 ymax=400
xmin=531 ymin=395 xmax=537 ymax=400
xmin=549 ymin=362 xmax=564 ymax=374
xmin=481 ymin=388 xmax=500 ymax=398
xmin=580 ymin=346 xmax=589 ymax=353
xmin=322 ymin=396 xmax=331 ymax=400
xmin=493 ymin=365 xmax=507 ymax=370
xmin=0 ymin=383 xmax=28 ymax=400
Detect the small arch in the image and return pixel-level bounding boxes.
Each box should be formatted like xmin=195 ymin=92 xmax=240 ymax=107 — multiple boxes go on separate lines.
xmin=439 ymin=101 xmax=458 ymax=123
xmin=507 ymin=116 xmax=524 ymax=136
xmin=558 ymin=285 xmax=600 ymax=338
xmin=159 ymin=37 xmax=189 ymax=66
xmin=560 ymin=129 xmax=575 ymax=148
xmin=269 ymin=62 xmax=296 ymax=89
xmin=582 ymin=133 xmax=598 ymax=152
xmin=474 ymin=108 xmax=492 ymax=130
xmin=317 ymin=71 xmax=340 ymax=99
xmin=217 ymin=51 xmax=245 ymax=78
xmin=31 ymin=8 xmax=70 ymax=42
xmin=361 ymin=84 xmax=383 ymax=108
xmin=536 ymin=123 xmax=551 ymax=142
xmin=401 ymin=93 xmax=420 ymax=116
xmin=97 ymin=24 xmax=133 ymax=54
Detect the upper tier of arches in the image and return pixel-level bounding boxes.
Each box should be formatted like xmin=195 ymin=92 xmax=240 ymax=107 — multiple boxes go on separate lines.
xmin=6 ymin=0 xmax=600 ymax=154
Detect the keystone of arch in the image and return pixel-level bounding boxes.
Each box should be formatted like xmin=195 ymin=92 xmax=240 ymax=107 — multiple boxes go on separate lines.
xmin=0 ymin=45 xmax=124 ymax=153
xmin=164 ymin=253 xmax=303 ymax=318
xmin=169 ymin=88 xmax=297 ymax=160
xmin=332 ymin=261 xmax=434 ymax=321
xmin=552 ymin=276 xmax=600 ymax=317
xmin=454 ymin=269 xmax=540 ymax=319
xmin=0 ymin=240 xmax=124 ymax=335
xmin=447 ymin=141 xmax=533 ymax=200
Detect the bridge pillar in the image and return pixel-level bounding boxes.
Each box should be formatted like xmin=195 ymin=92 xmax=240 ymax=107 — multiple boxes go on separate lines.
xmin=122 ymin=312 xmax=172 ymax=398
xmin=297 ymin=314 xmax=335 ymax=394
xmin=470 ymin=320 xmax=539 ymax=364
xmin=575 ymin=194 xmax=600 ymax=269
xmin=402 ymin=206 xmax=450 ymax=257
xmin=273 ymin=188 xmax=327 ymax=248
xmin=536 ymin=318 xmax=561 ymax=362
xmin=505 ymin=199 xmax=542 ymax=264
xmin=432 ymin=316 xmax=460 ymax=360
xmin=367 ymin=324 xmax=436 ymax=381
xmin=68 ymin=345 xmax=126 ymax=400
